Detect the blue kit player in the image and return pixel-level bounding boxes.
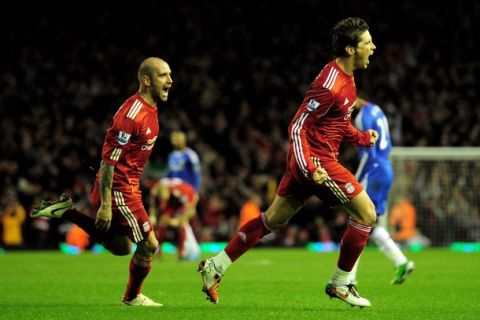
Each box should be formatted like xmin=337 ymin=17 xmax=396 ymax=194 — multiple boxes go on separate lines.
xmin=351 ymin=98 xmax=414 ymax=285
xmin=166 ymin=130 xmax=201 ymax=192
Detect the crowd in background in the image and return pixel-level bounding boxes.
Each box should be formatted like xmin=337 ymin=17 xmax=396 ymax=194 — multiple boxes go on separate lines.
xmin=390 ymin=159 xmax=480 ymax=246
xmin=1 ymin=1 xmax=479 ymax=249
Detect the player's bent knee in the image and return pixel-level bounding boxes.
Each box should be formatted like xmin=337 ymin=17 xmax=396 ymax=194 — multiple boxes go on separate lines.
xmin=361 ymin=204 xmax=377 ymax=226
xmin=355 ymin=196 xmax=377 ymax=226
xmin=351 ymin=202 xmax=377 ymax=226
xmin=366 ymin=212 xmax=377 ymax=226
xmin=265 ymin=213 xmax=291 ymax=230
xmin=137 ymin=237 xmax=158 ymax=259
xmin=148 ymin=237 xmax=159 ymax=256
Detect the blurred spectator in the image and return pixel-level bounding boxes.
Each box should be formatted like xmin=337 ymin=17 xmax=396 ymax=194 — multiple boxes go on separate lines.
xmin=238 ymin=193 xmax=262 ymax=228
xmin=389 ymin=197 xmax=431 ymax=247
xmin=65 ymin=224 xmax=90 ymax=252
xmin=238 ymin=192 xmax=276 ymax=244
xmin=314 ymin=217 xmax=332 ymax=243
xmin=0 ymin=190 xmax=26 ymax=248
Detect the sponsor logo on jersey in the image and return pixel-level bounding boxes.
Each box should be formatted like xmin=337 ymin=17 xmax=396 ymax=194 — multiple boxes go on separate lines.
xmin=141 ymin=136 xmax=157 ymax=151
xmin=344 ymin=101 xmax=355 ymax=120
xmin=307 ymin=99 xmax=320 ymax=111
xmin=345 ymin=182 xmax=355 ymax=194
xmin=117 ymin=131 xmax=132 ymax=145
xmin=142 ymin=221 xmax=151 ymax=232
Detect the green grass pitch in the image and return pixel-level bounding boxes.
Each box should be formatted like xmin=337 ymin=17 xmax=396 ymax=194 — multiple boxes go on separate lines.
xmin=1 ymin=248 xmax=479 ymax=320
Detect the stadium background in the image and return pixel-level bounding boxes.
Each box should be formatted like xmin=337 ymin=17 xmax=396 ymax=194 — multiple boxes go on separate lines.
xmin=1 ymin=0 xmax=479 ymax=250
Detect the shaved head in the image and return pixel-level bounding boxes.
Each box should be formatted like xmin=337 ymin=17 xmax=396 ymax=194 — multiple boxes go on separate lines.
xmin=137 ymin=57 xmax=168 ymax=82
xmin=137 ymin=57 xmax=172 ymax=104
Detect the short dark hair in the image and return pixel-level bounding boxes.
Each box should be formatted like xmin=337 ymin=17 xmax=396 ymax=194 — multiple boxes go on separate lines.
xmin=331 ymin=17 xmax=369 ymax=57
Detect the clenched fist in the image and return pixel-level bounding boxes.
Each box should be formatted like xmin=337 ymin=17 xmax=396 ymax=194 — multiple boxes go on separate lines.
xmin=368 ymin=129 xmax=379 ymax=146
xmin=312 ymin=166 xmax=328 ymax=184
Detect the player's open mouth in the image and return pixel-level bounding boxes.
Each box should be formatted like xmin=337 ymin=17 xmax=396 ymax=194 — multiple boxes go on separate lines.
xmin=366 ymin=53 xmax=373 ymax=63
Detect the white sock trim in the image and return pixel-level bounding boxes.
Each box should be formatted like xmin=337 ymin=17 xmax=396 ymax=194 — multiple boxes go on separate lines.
xmin=349 ymin=219 xmax=372 ymax=233
xmin=332 ymin=267 xmax=351 ymax=287
xmin=212 ymin=250 xmax=232 ymax=275
xmin=347 ymin=258 xmax=360 ymax=283
xmin=260 ymin=212 xmax=272 ymax=232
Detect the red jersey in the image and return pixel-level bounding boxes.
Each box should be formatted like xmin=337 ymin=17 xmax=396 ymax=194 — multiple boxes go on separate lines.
xmin=288 ymin=60 xmax=371 ymax=178
xmin=99 ymin=93 xmax=159 ymax=192
xmin=157 ymin=178 xmax=198 ymax=216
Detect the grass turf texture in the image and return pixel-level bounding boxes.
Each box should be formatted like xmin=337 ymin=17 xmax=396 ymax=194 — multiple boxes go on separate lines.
xmin=1 ymin=248 xmax=479 ymax=320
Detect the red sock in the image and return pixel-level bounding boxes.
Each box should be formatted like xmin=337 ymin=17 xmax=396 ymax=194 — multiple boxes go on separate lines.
xmin=224 ymin=214 xmax=271 ymax=262
xmin=337 ymin=220 xmax=372 ymax=271
xmin=123 ymin=255 xmax=152 ymax=301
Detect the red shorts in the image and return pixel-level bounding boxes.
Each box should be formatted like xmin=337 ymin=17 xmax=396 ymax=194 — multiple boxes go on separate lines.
xmin=277 ymin=149 xmax=363 ymax=206
xmin=90 ymin=182 xmax=152 ymax=243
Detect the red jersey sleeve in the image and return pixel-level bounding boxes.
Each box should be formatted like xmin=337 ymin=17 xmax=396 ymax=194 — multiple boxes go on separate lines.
xmin=101 ymin=114 xmax=140 ymax=166
xmin=291 ymin=87 xmax=334 ymax=177
xmin=344 ymin=123 xmax=371 ymax=146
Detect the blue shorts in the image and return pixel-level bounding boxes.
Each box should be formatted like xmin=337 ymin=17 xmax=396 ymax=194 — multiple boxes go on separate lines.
xmin=358 ymin=163 xmax=394 ymax=216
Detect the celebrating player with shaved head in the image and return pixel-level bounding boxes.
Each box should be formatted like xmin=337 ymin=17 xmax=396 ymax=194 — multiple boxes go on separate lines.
xmin=31 ymin=57 xmax=173 ymax=307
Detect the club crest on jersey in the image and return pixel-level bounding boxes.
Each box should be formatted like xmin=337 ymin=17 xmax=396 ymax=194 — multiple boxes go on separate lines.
xmin=142 ymin=222 xmax=151 ymax=232
xmin=116 ymin=131 xmax=132 ymax=146
xmin=307 ymin=99 xmax=320 ymax=111
xmin=345 ymin=182 xmax=355 ymax=194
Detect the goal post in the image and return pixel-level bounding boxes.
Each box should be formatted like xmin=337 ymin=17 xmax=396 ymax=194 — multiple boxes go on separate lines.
xmin=388 ymin=147 xmax=480 ymax=247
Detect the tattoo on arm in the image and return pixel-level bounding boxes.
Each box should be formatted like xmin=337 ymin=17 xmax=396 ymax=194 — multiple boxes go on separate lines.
xmin=99 ymin=161 xmax=114 ymax=208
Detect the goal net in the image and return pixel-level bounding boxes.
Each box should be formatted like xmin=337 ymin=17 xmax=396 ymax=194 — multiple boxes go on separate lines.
xmin=388 ymin=147 xmax=480 ymax=247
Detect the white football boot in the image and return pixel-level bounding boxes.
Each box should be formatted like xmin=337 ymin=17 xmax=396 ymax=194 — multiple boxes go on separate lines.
xmin=198 ymin=258 xmax=222 ymax=304
xmin=325 ymin=283 xmax=371 ymax=308
xmin=122 ymin=294 xmax=163 ymax=307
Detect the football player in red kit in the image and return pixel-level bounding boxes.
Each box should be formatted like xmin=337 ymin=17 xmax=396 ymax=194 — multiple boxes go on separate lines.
xmin=199 ymin=17 xmax=378 ymax=308
xmin=149 ymin=178 xmax=200 ymax=260
xmin=31 ymin=57 xmax=172 ymax=307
